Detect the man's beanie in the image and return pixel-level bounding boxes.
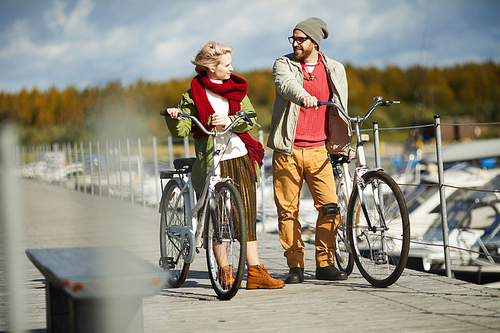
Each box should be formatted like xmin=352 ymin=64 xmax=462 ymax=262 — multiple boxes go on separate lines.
xmin=294 ymin=17 xmax=329 ymax=46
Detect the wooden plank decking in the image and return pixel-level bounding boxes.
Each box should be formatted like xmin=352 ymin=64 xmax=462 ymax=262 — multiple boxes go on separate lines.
xmin=1 ymin=179 xmax=500 ymax=332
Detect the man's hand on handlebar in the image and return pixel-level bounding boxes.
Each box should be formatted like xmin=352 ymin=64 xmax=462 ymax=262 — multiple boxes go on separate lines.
xmin=301 ymin=96 xmax=318 ymax=109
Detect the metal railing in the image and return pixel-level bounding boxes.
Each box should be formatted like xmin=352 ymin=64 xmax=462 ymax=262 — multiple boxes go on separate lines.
xmin=7 ymin=120 xmax=500 ymax=278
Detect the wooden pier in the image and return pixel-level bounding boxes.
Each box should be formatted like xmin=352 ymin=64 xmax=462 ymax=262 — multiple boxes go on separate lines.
xmin=1 ymin=179 xmax=500 ymax=332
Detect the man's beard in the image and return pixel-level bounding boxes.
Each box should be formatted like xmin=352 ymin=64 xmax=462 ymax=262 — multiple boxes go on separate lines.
xmin=294 ymin=44 xmax=314 ymax=61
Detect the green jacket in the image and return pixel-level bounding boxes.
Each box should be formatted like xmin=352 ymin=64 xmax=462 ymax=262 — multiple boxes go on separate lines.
xmin=267 ymin=51 xmax=351 ymax=156
xmin=164 ymin=90 xmax=260 ymax=193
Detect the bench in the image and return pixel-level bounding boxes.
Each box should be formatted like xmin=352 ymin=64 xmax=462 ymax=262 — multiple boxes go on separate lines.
xmin=26 ymin=246 xmax=168 ymax=333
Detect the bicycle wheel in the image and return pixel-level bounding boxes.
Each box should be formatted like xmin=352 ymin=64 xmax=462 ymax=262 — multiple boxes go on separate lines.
xmin=159 ymin=179 xmax=190 ymax=288
xmin=347 ymin=170 xmax=410 ymax=287
xmin=333 ymin=165 xmax=354 ymax=275
xmin=205 ymin=182 xmax=247 ymax=300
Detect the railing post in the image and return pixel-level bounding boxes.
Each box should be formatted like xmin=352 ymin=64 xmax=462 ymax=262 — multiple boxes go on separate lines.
xmin=168 ymin=135 xmax=174 ymax=170
xmin=97 ymin=140 xmax=102 ymax=197
xmin=127 ymin=138 xmax=134 ymax=204
xmin=434 ymin=115 xmax=452 ymax=278
xmin=118 ymin=140 xmax=123 ymax=201
xmin=138 ymin=137 xmax=145 ymax=206
xmin=373 ymin=121 xmax=381 ymax=168
xmin=89 ymin=141 xmax=94 ymax=196
xmin=183 ymin=136 xmax=189 ymax=158
xmin=106 ymin=140 xmax=111 ymax=199
xmin=153 ymin=136 xmax=159 ymax=210
xmin=67 ymin=142 xmax=73 ymax=189
xmin=80 ymin=141 xmax=86 ymax=194
xmin=258 ymin=129 xmax=266 ymax=230
xmin=1 ymin=125 xmax=25 ymax=332
xmin=74 ymin=142 xmax=80 ymax=192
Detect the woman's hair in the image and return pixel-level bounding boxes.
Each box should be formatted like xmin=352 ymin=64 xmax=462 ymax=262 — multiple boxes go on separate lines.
xmin=191 ymin=42 xmax=233 ymax=75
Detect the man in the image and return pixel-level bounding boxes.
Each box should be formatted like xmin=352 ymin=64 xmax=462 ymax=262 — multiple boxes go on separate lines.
xmin=267 ymin=17 xmax=352 ymax=283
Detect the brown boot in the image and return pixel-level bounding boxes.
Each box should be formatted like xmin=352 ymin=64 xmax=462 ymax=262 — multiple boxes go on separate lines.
xmin=218 ymin=265 xmax=242 ymax=289
xmin=218 ymin=265 xmax=235 ymax=290
xmin=246 ymin=264 xmax=285 ymax=289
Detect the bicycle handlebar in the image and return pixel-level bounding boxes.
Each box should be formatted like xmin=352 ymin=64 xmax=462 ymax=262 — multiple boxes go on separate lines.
xmin=160 ymin=110 xmax=260 ymax=136
xmin=304 ymin=96 xmax=400 ymax=123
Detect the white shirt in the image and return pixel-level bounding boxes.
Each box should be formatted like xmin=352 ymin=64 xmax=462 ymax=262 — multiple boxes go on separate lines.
xmin=205 ymin=80 xmax=247 ymax=161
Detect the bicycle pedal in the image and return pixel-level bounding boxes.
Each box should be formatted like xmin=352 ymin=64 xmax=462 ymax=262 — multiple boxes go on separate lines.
xmin=159 ymin=257 xmax=175 ymax=269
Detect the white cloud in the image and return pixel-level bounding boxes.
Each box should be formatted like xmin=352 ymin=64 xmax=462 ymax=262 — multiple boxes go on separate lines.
xmin=0 ymin=0 xmax=498 ymax=92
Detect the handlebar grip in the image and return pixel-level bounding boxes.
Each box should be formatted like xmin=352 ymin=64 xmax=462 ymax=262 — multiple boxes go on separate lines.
xmin=380 ymin=100 xmax=401 ymax=106
xmin=160 ymin=110 xmax=167 ymax=116
xmin=301 ymin=101 xmax=330 ymax=107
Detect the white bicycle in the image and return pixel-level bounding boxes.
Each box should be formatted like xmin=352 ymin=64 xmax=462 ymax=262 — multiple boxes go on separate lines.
xmin=158 ymin=110 xmax=259 ymax=299
xmin=326 ymin=96 xmax=410 ymax=287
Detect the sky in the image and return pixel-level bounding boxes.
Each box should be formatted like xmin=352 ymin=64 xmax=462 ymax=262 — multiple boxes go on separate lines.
xmin=0 ymin=0 xmax=499 ymax=93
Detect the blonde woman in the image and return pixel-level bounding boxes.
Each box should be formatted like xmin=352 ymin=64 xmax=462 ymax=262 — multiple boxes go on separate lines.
xmin=165 ymin=42 xmax=284 ymax=290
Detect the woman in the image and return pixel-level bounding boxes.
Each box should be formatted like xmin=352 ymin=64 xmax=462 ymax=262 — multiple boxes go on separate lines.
xmin=165 ymin=42 xmax=284 ymax=290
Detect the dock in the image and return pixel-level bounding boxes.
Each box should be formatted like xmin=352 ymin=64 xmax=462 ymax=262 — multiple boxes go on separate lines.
xmin=1 ymin=179 xmax=500 ymax=332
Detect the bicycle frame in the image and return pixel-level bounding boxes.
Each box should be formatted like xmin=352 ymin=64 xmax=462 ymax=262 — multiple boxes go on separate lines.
xmin=321 ymin=97 xmax=400 ymax=232
xmin=161 ymin=111 xmax=258 ymax=264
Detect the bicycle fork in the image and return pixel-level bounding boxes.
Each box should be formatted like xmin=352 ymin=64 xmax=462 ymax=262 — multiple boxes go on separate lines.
xmin=355 ymin=173 xmax=389 ymax=265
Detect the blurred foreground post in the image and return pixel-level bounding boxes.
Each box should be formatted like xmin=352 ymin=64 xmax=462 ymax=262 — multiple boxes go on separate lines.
xmin=0 ymin=125 xmax=25 ymax=332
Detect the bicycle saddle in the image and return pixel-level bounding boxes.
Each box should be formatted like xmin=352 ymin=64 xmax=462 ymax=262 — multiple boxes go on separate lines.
xmin=173 ymin=157 xmax=196 ymax=170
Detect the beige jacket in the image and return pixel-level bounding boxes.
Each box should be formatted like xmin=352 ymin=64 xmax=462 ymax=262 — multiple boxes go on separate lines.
xmin=266 ymin=51 xmax=351 ymax=156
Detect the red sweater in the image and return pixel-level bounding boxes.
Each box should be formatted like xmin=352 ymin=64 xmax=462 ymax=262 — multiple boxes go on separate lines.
xmin=294 ymin=60 xmax=331 ymax=148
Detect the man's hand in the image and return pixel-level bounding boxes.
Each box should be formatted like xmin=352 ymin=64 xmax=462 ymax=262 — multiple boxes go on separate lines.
xmin=301 ymin=96 xmax=318 ymax=109
xmin=347 ymin=147 xmax=356 ymax=161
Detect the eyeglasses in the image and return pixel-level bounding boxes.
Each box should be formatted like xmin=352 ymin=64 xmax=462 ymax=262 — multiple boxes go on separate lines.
xmin=288 ymin=36 xmax=310 ymax=45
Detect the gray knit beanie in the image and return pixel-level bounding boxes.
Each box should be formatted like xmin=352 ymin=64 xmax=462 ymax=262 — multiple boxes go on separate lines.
xmin=294 ymin=17 xmax=329 ymax=46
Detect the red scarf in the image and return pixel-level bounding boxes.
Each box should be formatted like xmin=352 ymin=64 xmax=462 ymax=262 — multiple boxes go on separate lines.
xmin=190 ymin=72 xmax=264 ymax=177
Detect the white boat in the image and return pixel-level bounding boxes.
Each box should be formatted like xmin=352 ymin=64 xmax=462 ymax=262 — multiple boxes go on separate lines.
xmin=407 ymin=174 xmax=500 ymax=284
xmin=402 ymin=164 xmax=500 ymax=239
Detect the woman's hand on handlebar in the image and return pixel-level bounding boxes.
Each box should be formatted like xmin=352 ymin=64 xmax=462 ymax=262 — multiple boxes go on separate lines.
xmin=210 ymin=113 xmax=228 ymax=127
xmin=301 ymin=96 xmax=318 ymax=109
xmin=166 ymin=107 xmax=181 ymax=120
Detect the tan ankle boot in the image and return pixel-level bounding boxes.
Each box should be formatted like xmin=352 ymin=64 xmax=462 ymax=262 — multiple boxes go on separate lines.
xmin=218 ymin=265 xmax=242 ymax=290
xmin=246 ymin=264 xmax=285 ymax=289
xmin=218 ymin=265 xmax=235 ymax=290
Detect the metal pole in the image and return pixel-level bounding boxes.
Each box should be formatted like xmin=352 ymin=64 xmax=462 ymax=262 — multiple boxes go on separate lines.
xmin=153 ymin=136 xmax=159 ymax=210
xmin=127 ymin=138 xmax=134 ymax=204
xmin=97 ymin=140 xmax=102 ymax=197
xmin=1 ymin=125 xmax=25 ymax=332
xmin=373 ymin=121 xmax=385 ymax=212
xmin=258 ymin=129 xmax=266 ymax=231
xmin=184 ymin=136 xmax=189 ymax=157
xmin=67 ymin=142 xmax=73 ymax=189
xmin=119 ymin=140 xmax=123 ymax=201
xmin=106 ymin=140 xmax=111 ymax=199
xmin=80 ymin=141 xmax=86 ymax=194
xmin=434 ymin=115 xmax=452 ymax=278
xmin=168 ymin=135 xmax=174 ymax=170
xmin=74 ymin=142 xmax=80 ymax=192
xmin=138 ymin=137 xmax=145 ymax=206
xmin=89 ymin=141 xmax=94 ymax=196
xmin=373 ymin=121 xmax=381 ymax=168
